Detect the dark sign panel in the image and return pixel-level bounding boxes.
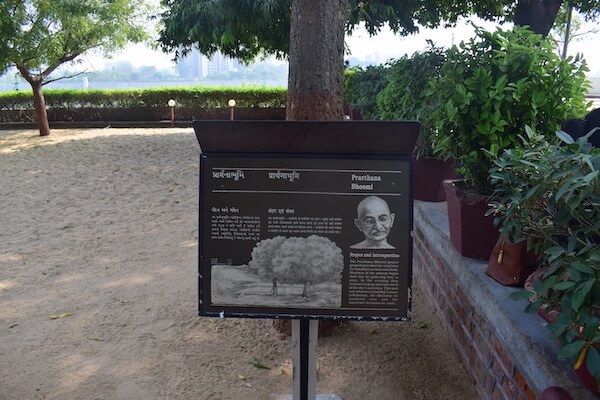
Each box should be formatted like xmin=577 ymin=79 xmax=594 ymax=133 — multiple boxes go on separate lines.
xmin=194 ymin=121 xmax=419 ymax=321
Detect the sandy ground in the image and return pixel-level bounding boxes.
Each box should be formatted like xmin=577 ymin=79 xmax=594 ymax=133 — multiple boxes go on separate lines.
xmin=0 ymin=128 xmax=477 ymax=400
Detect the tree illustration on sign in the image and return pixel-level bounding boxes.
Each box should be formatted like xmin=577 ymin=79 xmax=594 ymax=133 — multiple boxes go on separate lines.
xmin=271 ymin=235 xmax=343 ymax=297
xmin=248 ymin=236 xmax=286 ymax=295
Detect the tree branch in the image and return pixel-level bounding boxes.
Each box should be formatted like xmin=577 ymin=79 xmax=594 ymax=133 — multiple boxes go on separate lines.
xmin=42 ymin=70 xmax=88 ymax=86
xmin=15 ymin=64 xmax=36 ymax=85
xmin=40 ymin=53 xmax=80 ymax=78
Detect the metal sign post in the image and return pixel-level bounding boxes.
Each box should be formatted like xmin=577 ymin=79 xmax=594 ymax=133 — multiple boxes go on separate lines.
xmin=193 ymin=120 xmax=419 ymax=399
xmin=292 ymin=320 xmax=318 ymax=400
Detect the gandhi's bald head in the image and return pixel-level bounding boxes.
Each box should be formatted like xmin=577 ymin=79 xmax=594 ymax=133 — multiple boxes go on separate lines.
xmin=357 ymin=196 xmax=390 ymax=219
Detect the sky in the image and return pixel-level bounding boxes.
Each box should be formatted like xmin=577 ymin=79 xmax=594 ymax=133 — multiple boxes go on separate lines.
xmin=85 ymin=16 xmax=600 ymax=77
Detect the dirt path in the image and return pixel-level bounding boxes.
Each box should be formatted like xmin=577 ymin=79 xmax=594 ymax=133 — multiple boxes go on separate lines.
xmin=0 ymin=128 xmax=476 ymax=400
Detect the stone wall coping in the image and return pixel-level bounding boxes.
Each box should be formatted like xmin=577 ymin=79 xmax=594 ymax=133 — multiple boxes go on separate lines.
xmin=414 ymin=200 xmax=593 ymax=399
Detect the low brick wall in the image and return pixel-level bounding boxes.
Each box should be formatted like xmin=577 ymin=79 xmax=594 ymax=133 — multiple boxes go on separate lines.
xmin=413 ymin=201 xmax=594 ymax=400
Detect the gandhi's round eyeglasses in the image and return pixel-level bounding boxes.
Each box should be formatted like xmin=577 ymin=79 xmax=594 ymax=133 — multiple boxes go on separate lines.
xmin=362 ymin=215 xmax=390 ymax=227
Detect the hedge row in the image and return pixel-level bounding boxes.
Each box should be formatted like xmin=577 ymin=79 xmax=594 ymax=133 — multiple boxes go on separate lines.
xmin=0 ymin=86 xmax=287 ymax=110
xmin=0 ymin=107 xmax=286 ymax=123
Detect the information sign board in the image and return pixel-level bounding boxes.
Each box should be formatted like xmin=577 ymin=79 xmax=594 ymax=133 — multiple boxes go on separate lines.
xmin=194 ymin=121 xmax=419 ymax=321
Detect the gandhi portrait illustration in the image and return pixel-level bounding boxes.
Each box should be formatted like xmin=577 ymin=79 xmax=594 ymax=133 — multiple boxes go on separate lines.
xmin=350 ymin=196 xmax=395 ymax=249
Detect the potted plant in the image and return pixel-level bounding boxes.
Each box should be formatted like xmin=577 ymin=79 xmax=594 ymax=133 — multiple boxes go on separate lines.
xmin=376 ymin=44 xmax=457 ymax=202
xmin=428 ymin=25 xmax=590 ymax=259
xmin=489 ymin=127 xmax=600 ymax=396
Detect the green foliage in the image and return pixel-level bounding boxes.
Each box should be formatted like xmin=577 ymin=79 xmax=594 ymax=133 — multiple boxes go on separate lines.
xmin=376 ymin=44 xmax=447 ymax=157
xmin=159 ymin=0 xmax=292 ymax=62
xmin=1 ymin=0 xmax=154 ymax=134
xmin=343 ymin=65 xmax=389 ymax=120
xmin=0 ymin=0 xmax=150 ymax=76
xmin=158 ymin=0 xmax=600 ymax=62
xmin=159 ymin=0 xmax=481 ymax=62
xmin=0 ymin=86 xmax=287 ymax=110
xmin=489 ymin=126 xmax=600 ymax=379
xmin=429 ymin=26 xmax=590 ymax=194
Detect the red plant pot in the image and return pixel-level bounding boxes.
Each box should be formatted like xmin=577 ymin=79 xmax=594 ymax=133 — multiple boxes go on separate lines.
xmin=443 ymin=179 xmax=499 ymax=260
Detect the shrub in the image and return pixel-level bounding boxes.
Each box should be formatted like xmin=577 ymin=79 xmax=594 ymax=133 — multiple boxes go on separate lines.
xmin=377 ymin=43 xmax=446 ymax=157
xmin=343 ymin=65 xmax=389 ymax=119
xmin=489 ymin=127 xmax=600 ymax=381
xmin=0 ymin=86 xmax=287 ymax=110
xmin=429 ymin=26 xmax=591 ymax=194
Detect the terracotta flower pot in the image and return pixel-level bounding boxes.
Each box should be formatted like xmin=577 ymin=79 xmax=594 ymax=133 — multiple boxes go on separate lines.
xmin=443 ymin=179 xmax=499 ymax=260
xmin=414 ymin=157 xmax=458 ymax=202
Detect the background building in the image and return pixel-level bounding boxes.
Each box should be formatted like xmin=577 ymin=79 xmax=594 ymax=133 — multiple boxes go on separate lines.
xmin=176 ymin=49 xmax=240 ymax=79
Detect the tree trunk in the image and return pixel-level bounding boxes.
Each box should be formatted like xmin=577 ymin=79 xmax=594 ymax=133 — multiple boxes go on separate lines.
xmin=16 ymin=65 xmax=51 ymax=136
xmin=274 ymin=0 xmax=349 ymax=337
xmin=31 ymin=82 xmax=51 ymax=136
xmin=514 ymin=0 xmax=563 ymax=37
xmin=561 ymin=3 xmax=573 ymax=59
xmin=286 ymin=0 xmax=349 ymax=121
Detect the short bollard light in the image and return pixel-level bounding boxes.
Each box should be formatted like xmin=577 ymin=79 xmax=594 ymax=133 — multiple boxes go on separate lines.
xmin=168 ymin=99 xmax=176 ymax=127
xmin=228 ymin=99 xmax=236 ymax=121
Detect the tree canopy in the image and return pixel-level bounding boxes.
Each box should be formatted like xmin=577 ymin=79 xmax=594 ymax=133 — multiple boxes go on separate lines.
xmin=159 ymin=0 xmax=600 ymax=62
xmin=271 ymin=235 xmax=343 ymax=297
xmin=0 ymin=0 xmax=150 ymax=79
xmin=0 ymin=0 xmax=151 ymax=135
xmin=158 ymin=0 xmax=464 ymax=62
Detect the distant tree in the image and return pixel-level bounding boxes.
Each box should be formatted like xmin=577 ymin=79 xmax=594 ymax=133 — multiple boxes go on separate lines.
xmin=248 ymin=236 xmax=287 ymax=295
xmin=0 ymin=0 xmax=151 ymax=136
xmin=272 ymin=236 xmax=343 ymax=297
xmin=551 ymin=3 xmax=600 ymax=59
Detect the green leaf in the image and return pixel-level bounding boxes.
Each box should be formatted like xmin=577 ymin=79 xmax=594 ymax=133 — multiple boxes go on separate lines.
xmin=545 ymin=247 xmax=565 ymax=263
xmin=558 ymin=340 xmax=586 ymax=359
xmin=556 ymin=130 xmax=575 ymax=144
xmin=525 ymin=299 xmax=543 ymax=313
xmin=552 ymin=281 xmax=576 ymax=291
xmin=49 ymin=312 xmax=74 ymax=319
xmin=555 ymin=181 xmax=573 ymax=201
xmin=250 ymin=357 xmax=271 ymax=369
xmin=583 ymin=171 xmax=598 ymax=184
xmin=586 ymin=347 xmax=600 ymax=379
xmin=510 ymin=289 xmax=534 ymax=301
xmin=571 ymin=261 xmax=593 ymax=274
xmin=572 ymin=279 xmax=595 ymax=312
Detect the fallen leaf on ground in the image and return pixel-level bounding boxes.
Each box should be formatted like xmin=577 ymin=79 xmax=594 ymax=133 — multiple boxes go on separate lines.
xmin=48 ymin=312 xmax=74 ymax=320
xmin=250 ymin=357 xmax=271 ymax=369
xmin=236 ymin=373 xmax=246 ymax=380
xmin=86 ymin=336 xmax=102 ymax=341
